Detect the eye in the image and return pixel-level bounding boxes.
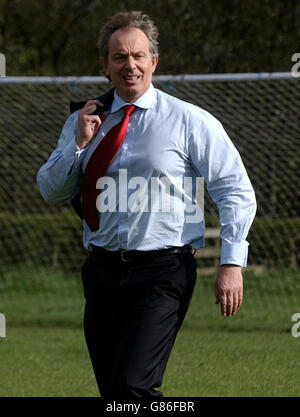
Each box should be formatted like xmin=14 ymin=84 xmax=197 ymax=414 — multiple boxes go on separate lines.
xmin=113 ymin=54 xmax=126 ymax=61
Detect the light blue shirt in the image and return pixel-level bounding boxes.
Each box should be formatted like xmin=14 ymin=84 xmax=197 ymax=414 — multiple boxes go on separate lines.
xmin=36 ymin=84 xmax=256 ymax=266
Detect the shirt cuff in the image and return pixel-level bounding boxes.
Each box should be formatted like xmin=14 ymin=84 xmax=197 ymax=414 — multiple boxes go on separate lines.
xmin=220 ymin=240 xmax=249 ymax=267
xmin=62 ymin=136 xmax=87 ymax=167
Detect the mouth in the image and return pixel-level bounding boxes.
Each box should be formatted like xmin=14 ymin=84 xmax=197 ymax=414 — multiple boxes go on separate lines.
xmin=122 ymin=75 xmax=141 ymax=82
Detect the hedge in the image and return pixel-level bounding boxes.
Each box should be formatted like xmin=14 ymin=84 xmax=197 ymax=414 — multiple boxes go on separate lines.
xmin=0 ymin=211 xmax=299 ymax=269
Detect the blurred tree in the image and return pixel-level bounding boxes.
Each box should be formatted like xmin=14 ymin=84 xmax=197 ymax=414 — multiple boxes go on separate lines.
xmin=0 ymin=0 xmax=299 ymax=75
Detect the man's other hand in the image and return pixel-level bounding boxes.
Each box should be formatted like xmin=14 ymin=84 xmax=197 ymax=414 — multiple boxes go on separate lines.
xmin=76 ymin=100 xmax=105 ymax=149
xmin=215 ymin=265 xmax=243 ymax=316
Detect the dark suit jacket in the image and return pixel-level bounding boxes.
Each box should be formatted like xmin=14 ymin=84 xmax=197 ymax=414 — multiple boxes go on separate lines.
xmin=69 ymin=88 xmax=114 ymax=219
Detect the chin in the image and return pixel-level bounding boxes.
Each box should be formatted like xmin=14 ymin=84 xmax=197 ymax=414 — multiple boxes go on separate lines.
xmin=123 ymin=87 xmax=142 ymax=101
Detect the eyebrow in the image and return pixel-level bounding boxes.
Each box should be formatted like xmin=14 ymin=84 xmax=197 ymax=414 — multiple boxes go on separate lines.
xmin=111 ymin=50 xmax=146 ymax=57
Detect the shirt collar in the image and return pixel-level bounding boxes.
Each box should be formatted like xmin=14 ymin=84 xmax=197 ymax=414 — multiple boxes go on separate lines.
xmin=110 ymin=83 xmax=156 ymax=113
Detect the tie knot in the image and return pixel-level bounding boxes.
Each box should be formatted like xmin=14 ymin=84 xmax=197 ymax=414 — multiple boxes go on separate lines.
xmin=123 ymin=104 xmax=135 ymax=118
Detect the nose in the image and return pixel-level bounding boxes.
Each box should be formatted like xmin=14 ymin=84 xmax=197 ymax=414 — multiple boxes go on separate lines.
xmin=125 ymin=56 xmax=137 ymax=71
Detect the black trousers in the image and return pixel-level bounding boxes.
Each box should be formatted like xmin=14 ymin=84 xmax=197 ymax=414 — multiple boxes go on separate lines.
xmin=81 ymin=248 xmax=197 ymax=398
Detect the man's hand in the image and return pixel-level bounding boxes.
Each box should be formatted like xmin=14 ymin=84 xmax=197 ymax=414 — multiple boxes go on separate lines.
xmin=76 ymin=100 xmax=105 ymax=149
xmin=215 ymin=265 xmax=243 ymax=316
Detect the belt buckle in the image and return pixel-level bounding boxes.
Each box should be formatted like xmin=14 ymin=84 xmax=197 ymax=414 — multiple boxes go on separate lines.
xmin=120 ymin=249 xmax=130 ymax=262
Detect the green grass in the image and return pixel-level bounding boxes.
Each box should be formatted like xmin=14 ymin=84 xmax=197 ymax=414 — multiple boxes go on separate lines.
xmin=0 ymin=265 xmax=300 ymax=396
xmin=0 ymin=327 xmax=99 ymax=397
xmin=164 ymin=291 xmax=300 ymax=396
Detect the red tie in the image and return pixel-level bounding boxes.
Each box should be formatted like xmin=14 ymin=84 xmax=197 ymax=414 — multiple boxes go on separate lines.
xmin=82 ymin=104 xmax=135 ymax=231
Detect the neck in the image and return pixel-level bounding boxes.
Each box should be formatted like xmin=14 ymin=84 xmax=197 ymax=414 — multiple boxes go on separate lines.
xmin=115 ymin=85 xmax=151 ymax=103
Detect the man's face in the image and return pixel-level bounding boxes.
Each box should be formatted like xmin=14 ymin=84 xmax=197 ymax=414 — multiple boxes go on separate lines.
xmin=101 ymin=27 xmax=158 ymax=102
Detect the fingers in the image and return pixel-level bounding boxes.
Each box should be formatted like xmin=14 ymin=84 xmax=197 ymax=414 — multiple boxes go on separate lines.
xmin=232 ymin=292 xmax=239 ymax=316
xmin=84 ymin=99 xmax=104 ymax=109
xmin=217 ymin=290 xmax=243 ymax=317
xmin=220 ymin=295 xmax=227 ymax=316
xmin=226 ymin=293 xmax=233 ymax=316
xmin=215 ymin=268 xmax=243 ymax=317
xmin=226 ymin=291 xmax=241 ymax=316
xmin=237 ymin=287 xmax=243 ymax=310
xmin=81 ymin=100 xmax=104 ymax=116
xmin=217 ymin=291 xmax=243 ymax=316
xmin=76 ymin=100 xmax=105 ymax=149
xmin=79 ymin=101 xmax=103 ymax=132
xmin=232 ymin=288 xmax=243 ymax=315
xmin=83 ymin=114 xmax=102 ymax=135
xmin=215 ymin=289 xmax=228 ymax=316
xmin=83 ymin=114 xmax=101 ymax=127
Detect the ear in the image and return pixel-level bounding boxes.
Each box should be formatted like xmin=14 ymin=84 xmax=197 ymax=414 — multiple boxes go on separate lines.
xmin=152 ymin=56 xmax=159 ymax=73
xmin=100 ymin=57 xmax=108 ymax=74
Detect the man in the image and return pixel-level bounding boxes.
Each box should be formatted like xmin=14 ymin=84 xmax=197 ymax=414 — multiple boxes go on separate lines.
xmin=37 ymin=11 xmax=256 ymax=398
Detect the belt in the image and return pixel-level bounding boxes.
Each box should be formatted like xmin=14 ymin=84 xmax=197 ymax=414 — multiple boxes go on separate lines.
xmin=91 ymin=244 xmax=195 ymax=262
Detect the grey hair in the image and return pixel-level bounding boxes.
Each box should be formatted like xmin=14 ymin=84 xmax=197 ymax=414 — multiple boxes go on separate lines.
xmin=98 ymin=11 xmax=159 ymax=61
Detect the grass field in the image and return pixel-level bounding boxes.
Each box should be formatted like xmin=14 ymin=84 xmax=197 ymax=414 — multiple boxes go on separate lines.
xmin=0 ymin=265 xmax=299 ymax=397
